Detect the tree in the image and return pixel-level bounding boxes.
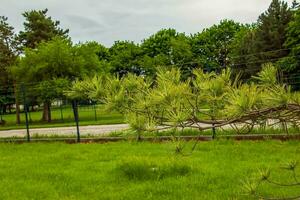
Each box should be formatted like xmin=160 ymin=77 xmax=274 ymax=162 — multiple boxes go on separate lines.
xmin=18 ymin=9 xmax=69 ymax=49
xmin=13 ymin=37 xmax=102 ymax=122
xmin=230 ymin=24 xmax=258 ymax=80
xmin=141 ymin=28 xmax=179 ymax=58
xmin=254 ymin=0 xmax=292 ymax=68
xmin=69 ymin=64 xmax=300 ymax=140
xmin=141 ymin=28 xmax=194 ymax=78
xmin=191 ymin=20 xmax=242 ymax=72
xmin=108 ymin=41 xmax=144 ymax=77
xmin=277 ymin=6 xmax=300 ymax=89
xmin=230 ymin=0 xmax=292 ymax=79
xmin=0 ymin=16 xmax=18 ymax=122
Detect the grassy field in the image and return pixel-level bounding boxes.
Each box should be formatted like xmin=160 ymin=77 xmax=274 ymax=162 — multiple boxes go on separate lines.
xmin=0 ymin=140 xmax=299 ymax=200
xmin=0 ymin=105 xmax=124 ymax=130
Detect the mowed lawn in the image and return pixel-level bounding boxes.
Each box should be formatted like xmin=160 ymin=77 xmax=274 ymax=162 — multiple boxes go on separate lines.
xmin=0 ymin=105 xmax=124 ymax=130
xmin=0 ymin=140 xmax=299 ymax=200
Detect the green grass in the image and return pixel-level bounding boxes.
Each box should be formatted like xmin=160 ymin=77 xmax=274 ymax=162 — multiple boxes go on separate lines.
xmin=0 ymin=140 xmax=299 ymax=200
xmin=0 ymin=104 xmax=124 ymax=130
xmin=107 ymin=126 xmax=300 ymax=138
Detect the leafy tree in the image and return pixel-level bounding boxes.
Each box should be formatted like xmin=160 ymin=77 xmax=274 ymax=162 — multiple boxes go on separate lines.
xmin=191 ymin=20 xmax=242 ymax=72
xmin=141 ymin=28 xmax=194 ymax=78
xmin=141 ymin=28 xmax=179 ymax=57
xmin=0 ymin=16 xmax=17 ymax=118
xmin=108 ymin=41 xmax=144 ymax=76
xmin=18 ymin=9 xmax=69 ymax=49
xmin=13 ymin=37 xmax=102 ymax=122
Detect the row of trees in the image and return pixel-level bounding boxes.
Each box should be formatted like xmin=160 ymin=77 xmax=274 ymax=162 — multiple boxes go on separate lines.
xmin=0 ymin=0 xmax=300 ymax=124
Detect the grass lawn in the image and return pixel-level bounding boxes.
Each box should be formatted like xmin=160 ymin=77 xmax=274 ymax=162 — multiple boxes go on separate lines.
xmin=0 ymin=140 xmax=299 ymax=200
xmin=0 ymin=105 xmax=124 ymax=130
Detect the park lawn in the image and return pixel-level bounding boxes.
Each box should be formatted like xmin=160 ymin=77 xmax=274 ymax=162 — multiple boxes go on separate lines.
xmin=0 ymin=140 xmax=299 ymax=200
xmin=0 ymin=105 xmax=124 ymax=130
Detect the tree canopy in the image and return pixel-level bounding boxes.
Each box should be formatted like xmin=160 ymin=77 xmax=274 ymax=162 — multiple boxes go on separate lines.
xmin=18 ymin=9 xmax=69 ymax=49
xmin=13 ymin=37 xmax=103 ymax=121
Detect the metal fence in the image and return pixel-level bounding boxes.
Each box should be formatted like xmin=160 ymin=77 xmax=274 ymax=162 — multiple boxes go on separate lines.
xmin=0 ymin=84 xmax=123 ymax=142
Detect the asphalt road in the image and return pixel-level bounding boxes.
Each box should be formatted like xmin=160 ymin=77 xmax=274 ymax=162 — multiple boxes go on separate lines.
xmin=0 ymin=124 xmax=129 ymax=138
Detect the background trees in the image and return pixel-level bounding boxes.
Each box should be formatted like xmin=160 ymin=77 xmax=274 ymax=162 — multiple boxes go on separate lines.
xmin=279 ymin=5 xmax=300 ymax=88
xmin=13 ymin=38 xmax=102 ymax=122
xmin=255 ymin=0 xmax=292 ymax=61
xmin=0 ymin=16 xmax=18 ymax=119
xmin=108 ymin=41 xmax=143 ymax=77
xmin=1 ymin=0 xmax=300 ymax=125
xmin=141 ymin=29 xmax=194 ymax=78
xmin=191 ymin=20 xmax=242 ymax=72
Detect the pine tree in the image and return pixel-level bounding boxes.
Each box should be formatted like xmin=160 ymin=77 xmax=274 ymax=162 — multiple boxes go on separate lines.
xmin=254 ymin=0 xmax=292 ymax=66
xmin=18 ymin=9 xmax=69 ymax=49
xmin=277 ymin=5 xmax=300 ymax=89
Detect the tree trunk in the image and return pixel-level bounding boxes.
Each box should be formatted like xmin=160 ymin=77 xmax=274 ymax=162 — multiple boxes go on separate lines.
xmin=42 ymin=101 xmax=52 ymax=122
xmin=2 ymin=106 xmax=6 ymax=114
xmin=14 ymin=82 xmax=21 ymax=125
xmin=8 ymin=104 xmax=12 ymax=114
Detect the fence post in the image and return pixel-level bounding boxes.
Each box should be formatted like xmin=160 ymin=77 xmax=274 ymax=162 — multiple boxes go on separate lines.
xmin=212 ymin=125 xmax=216 ymax=139
xmin=211 ymin=116 xmax=216 ymax=139
xmin=0 ymin=105 xmax=2 ymax=122
xmin=21 ymin=84 xmax=30 ymax=142
xmin=93 ymin=103 xmax=97 ymax=121
xmin=72 ymin=100 xmax=80 ymax=142
xmin=60 ymin=99 xmax=64 ymax=122
xmin=28 ymin=108 xmax=32 ymax=122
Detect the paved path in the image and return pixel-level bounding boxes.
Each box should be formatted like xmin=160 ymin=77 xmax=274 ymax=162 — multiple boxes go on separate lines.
xmin=0 ymin=119 xmax=283 ymax=138
xmin=0 ymin=124 xmax=129 ymax=138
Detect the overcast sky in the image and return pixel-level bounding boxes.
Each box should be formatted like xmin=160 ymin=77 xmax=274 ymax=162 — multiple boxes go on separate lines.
xmin=0 ymin=0 xmax=294 ymax=47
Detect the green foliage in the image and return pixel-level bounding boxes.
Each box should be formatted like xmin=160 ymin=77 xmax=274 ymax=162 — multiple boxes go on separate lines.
xmin=37 ymin=78 xmax=69 ymax=102
xmin=231 ymin=0 xmax=293 ymax=79
xmin=141 ymin=29 xmax=195 ymax=78
xmin=230 ymin=24 xmax=258 ymax=79
xmin=13 ymin=37 xmax=103 ymax=121
xmin=191 ymin=20 xmax=242 ymax=71
xmin=18 ymin=9 xmax=69 ymax=49
xmin=253 ymin=63 xmax=278 ymax=85
xmin=244 ymin=160 xmax=300 ymax=200
xmin=109 ymin=41 xmax=144 ymax=76
xmin=70 ymin=63 xmax=300 ymax=136
xmin=225 ymin=84 xmax=262 ymax=117
xmin=0 ymin=16 xmax=17 ymax=111
xmin=2 ymin=2 xmax=300 ymax=127
xmin=255 ymin=0 xmax=292 ymax=59
xmin=279 ymin=6 xmax=300 ymax=88
xmin=14 ymin=37 xmax=101 ymax=87
xmin=141 ymin=28 xmax=180 ymax=57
